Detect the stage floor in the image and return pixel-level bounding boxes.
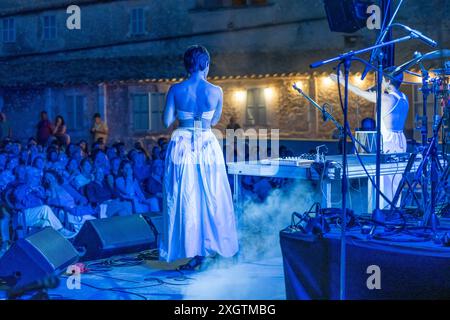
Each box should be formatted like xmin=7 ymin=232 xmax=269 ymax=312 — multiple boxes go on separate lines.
xmin=0 ymin=255 xmax=286 ymax=300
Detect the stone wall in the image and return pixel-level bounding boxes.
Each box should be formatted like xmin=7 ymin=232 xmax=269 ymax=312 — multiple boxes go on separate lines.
xmin=3 ymin=71 xmax=412 ymax=146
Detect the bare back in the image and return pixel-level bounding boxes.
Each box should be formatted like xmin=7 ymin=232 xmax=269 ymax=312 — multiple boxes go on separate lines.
xmin=163 ymin=77 xmax=223 ymax=128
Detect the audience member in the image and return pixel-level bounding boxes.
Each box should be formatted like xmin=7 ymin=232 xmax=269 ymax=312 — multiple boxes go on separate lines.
xmin=91 ymin=113 xmax=109 ymax=144
xmin=0 ymin=117 xmax=293 ymax=252
xmin=53 ymin=115 xmax=70 ymax=146
xmin=0 ymin=112 xmax=12 ymax=140
xmin=36 ymin=111 xmax=54 ymax=146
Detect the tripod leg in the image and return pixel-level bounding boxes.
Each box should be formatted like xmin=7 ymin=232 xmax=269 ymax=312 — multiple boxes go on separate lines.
xmin=390 ymin=153 xmax=417 ymax=210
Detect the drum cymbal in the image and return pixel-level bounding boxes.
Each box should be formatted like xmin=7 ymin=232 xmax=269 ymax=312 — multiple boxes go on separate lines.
xmin=420 ymin=49 xmax=450 ymax=61
xmin=390 ymin=52 xmax=424 ymax=76
xmin=390 ymin=49 xmax=450 ymax=76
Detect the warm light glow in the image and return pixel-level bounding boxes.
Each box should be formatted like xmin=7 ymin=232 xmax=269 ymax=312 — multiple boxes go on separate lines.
xmin=352 ymin=74 xmax=364 ymax=85
xmin=293 ymin=81 xmax=303 ymax=90
xmin=264 ymin=87 xmax=274 ymax=100
xmin=234 ymin=90 xmax=247 ymax=103
xmin=322 ymin=76 xmax=333 ymax=87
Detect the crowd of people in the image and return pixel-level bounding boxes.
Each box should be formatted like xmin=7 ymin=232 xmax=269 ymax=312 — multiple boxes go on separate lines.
xmin=0 ymin=109 xmax=296 ymax=254
xmin=0 ymin=111 xmax=168 ymax=253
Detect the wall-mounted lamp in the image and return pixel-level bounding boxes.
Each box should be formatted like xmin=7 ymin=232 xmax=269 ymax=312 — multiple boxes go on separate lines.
xmin=352 ymin=74 xmax=364 ymax=85
xmin=234 ymin=90 xmax=247 ymax=103
xmin=264 ymin=87 xmax=274 ymax=100
xmin=322 ymin=76 xmax=333 ymax=87
xmin=293 ymin=81 xmax=303 ymax=90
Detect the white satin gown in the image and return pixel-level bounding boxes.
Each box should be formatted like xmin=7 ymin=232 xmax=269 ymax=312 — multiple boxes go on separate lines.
xmin=380 ymin=91 xmax=409 ymax=208
xmin=159 ymin=110 xmax=239 ymax=262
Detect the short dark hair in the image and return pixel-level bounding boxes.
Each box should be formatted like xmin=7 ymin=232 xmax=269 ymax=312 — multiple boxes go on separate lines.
xmin=384 ymin=67 xmax=403 ymax=89
xmin=183 ymin=45 xmax=210 ymax=74
xmin=93 ymin=113 xmax=101 ymax=119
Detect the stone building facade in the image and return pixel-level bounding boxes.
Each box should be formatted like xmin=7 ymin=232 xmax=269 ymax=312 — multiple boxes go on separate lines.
xmin=0 ymin=0 xmax=447 ymax=146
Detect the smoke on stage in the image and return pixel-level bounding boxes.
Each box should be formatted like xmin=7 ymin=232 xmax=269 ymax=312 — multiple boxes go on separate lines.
xmin=181 ymin=180 xmax=318 ymax=299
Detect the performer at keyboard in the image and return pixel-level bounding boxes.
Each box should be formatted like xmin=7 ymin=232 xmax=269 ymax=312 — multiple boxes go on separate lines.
xmin=160 ymin=45 xmax=239 ymax=269
xmin=330 ymin=69 xmax=409 ymax=208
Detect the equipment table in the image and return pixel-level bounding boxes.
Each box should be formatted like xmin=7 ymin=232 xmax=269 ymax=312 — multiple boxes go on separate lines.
xmin=227 ymin=154 xmax=428 ymax=214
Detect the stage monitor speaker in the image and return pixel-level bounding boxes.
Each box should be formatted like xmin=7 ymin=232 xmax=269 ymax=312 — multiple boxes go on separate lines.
xmin=323 ymin=0 xmax=372 ymax=33
xmin=73 ymin=214 xmax=157 ymax=261
xmin=0 ymin=227 xmax=79 ymax=288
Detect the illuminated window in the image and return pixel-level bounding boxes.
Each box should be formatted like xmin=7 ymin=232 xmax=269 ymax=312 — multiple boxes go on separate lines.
xmin=246 ymin=88 xmax=267 ymax=126
xmin=2 ymin=18 xmax=15 ymax=43
xmin=130 ymin=8 xmax=145 ymax=35
xmin=43 ymin=15 xmax=57 ymax=40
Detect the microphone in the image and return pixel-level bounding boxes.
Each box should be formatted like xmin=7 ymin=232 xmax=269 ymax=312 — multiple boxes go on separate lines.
xmin=322 ymin=109 xmax=327 ymax=122
xmin=322 ymin=103 xmax=331 ymax=122
xmin=398 ymin=24 xmax=438 ymax=48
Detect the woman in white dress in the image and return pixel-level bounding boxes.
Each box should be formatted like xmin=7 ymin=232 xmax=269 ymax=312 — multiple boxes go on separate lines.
xmin=330 ymin=70 xmax=409 ymax=208
xmin=160 ymin=45 xmax=239 ymax=268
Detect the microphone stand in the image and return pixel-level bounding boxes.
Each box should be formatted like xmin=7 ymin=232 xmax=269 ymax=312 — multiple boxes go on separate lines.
xmin=292 ymin=85 xmax=344 ymax=138
xmin=293 ymin=84 xmax=375 ymax=154
xmin=310 ymin=34 xmax=423 ymax=300
xmin=361 ymin=0 xmax=404 ymax=80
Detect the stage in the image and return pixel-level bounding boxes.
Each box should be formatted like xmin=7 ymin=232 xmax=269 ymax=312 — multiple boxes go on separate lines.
xmin=0 ymin=255 xmax=285 ymax=300
xmin=280 ymin=220 xmax=450 ymax=300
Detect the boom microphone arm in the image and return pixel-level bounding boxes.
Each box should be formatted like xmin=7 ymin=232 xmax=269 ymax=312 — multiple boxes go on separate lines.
xmin=292 ymin=84 xmax=344 ymax=135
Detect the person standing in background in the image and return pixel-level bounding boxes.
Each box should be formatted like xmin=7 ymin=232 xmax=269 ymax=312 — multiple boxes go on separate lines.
xmin=53 ymin=115 xmax=70 ymax=147
xmin=0 ymin=112 xmax=12 ymax=140
xmin=36 ymin=111 xmax=54 ymax=146
xmin=90 ymin=113 xmax=109 ymax=144
xmin=226 ymin=115 xmax=241 ymax=130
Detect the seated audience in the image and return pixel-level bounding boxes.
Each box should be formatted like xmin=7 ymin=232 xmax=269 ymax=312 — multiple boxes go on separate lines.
xmin=44 ymin=170 xmax=96 ymax=232
xmin=12 ymin=167 xmax=74 ymax=237
xmin=86 ymin=167 xmax=132 ymax=218
xmin=115 ymin=160 xmax=158 ymax=214
xmin=72 ymin=158 xmax=93 ymax=190
xmin=146 ymin=159 xmax=164 ymax=212
xmin=0 ymin=131 xmax=290 ymax=252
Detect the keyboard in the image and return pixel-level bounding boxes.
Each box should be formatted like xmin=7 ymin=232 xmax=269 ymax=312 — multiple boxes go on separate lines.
xmin=260 ymin=157 xmax=315 ymax=167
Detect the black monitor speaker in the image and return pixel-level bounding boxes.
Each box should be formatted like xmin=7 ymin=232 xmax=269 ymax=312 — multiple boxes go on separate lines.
xmin=73 ymin=214 xmax=158 ymax=261
xmin=323 ymin=0 xmax=372 ymax=33
xmin=0 ymin=227 xmax=79 ymax=288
